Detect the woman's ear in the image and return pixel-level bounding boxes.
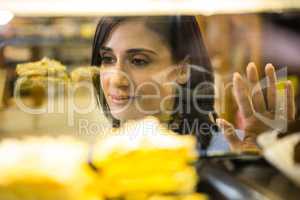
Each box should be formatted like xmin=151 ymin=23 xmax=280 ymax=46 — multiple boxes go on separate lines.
xmin=176 ymin=57 xmax=190 ymax=85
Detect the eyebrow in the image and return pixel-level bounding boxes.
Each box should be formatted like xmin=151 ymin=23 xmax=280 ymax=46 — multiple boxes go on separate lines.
xmin=126 ymin=48 xmax=158 ymax=56
xmin=100 ymin=47 xmax=158 ymax=56
xmin=99 ymin=47 xmax=113 ymax=53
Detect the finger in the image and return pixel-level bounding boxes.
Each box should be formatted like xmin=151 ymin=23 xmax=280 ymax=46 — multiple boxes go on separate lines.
xmin=246 ymin=62 xmax=266 ymax=113
xmin=216 ymin=118 xmax=242 ymax=151
xmin=233 ymin=72 xmax=254 ymax=118
xmin=265 ymin=64 xmax=277 ymax=112
xmin=286 ymin=80 xmax=296 ymax=120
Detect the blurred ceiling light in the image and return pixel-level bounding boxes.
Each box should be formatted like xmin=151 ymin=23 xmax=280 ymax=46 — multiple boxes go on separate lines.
xmin=0 ymin=0 xmax=300 ymax=16
xmin=0 ymin=10 xmax=14 ymax=25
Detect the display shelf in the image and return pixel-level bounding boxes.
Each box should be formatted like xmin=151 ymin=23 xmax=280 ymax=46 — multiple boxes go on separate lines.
xmin=1 ymin=36 xmax=91 ymax=47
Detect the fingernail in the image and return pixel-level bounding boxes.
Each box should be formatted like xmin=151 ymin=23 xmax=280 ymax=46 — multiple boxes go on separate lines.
xmin=248 ymin=62 xmax=255 ymax=68
xmin=265 ymin=63 xmax=274 ymax=71
xmin=285 ymin=80 xmax=293 ymax=90
xmin=233 ymin=72 xmax=240 ymax=80
xmin=246 ymin=64 xmax=255 ymax=76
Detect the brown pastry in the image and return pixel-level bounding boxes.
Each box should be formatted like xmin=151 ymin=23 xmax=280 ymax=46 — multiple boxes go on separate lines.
xmin=16 ymin=57 xmax=67 ymax=77
xmin=70 ymin=66 xmax=100 ymax=82
xmin=15 ymin=58 xmax=69 ymax=107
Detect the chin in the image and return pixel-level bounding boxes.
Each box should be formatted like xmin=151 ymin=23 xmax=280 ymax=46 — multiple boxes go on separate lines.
xmin=110 ymin=109 xmax=150 ymax=121
xmin=108 ymin=102 xmax=160 ymax=121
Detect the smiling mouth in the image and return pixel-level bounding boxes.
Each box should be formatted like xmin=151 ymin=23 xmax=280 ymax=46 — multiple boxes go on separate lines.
xmin=108 ymin=94 xmax=136 ymax=105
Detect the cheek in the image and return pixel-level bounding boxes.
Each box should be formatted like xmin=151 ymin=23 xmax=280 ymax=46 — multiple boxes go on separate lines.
xmin=134 ymin=75 xmax=175 ymax=107
xmin=100 ymin=73 xmax=110 ymax=97
xmin=136 ymin=82 xmax=160 ymax=97
xmin=131 ymin=72 xmax=160 ymax=97
xmin=130 ymin=68 xmax=175 ymax=101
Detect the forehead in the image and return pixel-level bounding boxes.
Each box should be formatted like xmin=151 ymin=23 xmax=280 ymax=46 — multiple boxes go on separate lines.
xmin=104 ymin=19 xmax=169 ymax=52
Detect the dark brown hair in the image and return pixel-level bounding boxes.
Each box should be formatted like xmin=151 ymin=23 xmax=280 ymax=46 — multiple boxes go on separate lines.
xmin=91 ymin=16 xmax=217 ymax=149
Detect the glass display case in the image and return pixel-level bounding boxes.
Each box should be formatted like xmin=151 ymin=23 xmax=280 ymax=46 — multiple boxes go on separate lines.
xmin=0 ymin=1 xmax=300 ymax=199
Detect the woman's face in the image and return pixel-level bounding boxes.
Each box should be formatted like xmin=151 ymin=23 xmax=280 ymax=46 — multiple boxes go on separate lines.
xmin=99 ymin=19 xmax=187 ymax=121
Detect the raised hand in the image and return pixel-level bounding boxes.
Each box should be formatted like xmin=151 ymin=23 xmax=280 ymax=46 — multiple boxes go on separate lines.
xmin=216 ymin=63 xmax=295 ymax=152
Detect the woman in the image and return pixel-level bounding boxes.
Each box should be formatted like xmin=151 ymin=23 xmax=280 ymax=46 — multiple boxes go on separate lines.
xmin=91 ymin=16 xmax=296 ymax=152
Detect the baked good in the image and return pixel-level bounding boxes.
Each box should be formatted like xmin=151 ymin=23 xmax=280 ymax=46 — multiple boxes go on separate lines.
xmin=0 ymin=136 xmax=101 ymax=200
xmin=70 ymin=66 xmax=100 ymax=82
xmin=92 ymin=116 xmax=201 ymax=198
xmin=0 ymin=117 xmax=207 ymax=199
xmin=16 ymin=57 xmax=67 ymax=78
xmin=15 ymin=58 xmax=69 ymax=106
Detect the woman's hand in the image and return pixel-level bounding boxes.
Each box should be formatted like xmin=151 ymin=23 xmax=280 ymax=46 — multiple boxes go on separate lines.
xmin=216 ymin=63 xmax=296 ymax=153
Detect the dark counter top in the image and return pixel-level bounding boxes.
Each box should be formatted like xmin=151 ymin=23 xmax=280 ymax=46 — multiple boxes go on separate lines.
xmin=196 ymin=156 xmax=300 ymax=200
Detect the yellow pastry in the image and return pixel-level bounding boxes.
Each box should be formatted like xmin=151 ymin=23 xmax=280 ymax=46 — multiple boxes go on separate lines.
xmin=92 ymin=116 xmax=199 ymax=198
xmin=0 ymin=136 xmax=102 ymax=200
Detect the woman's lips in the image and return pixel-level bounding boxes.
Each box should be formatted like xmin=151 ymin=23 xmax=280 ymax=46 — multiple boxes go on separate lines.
xmin=108 ymin=94 xmax=135 ymax=105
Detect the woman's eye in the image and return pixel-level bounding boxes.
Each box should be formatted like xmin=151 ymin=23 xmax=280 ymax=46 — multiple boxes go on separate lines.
xmin=131 ymin=58 xmax=150 ymax=67
xmin=102 ymin=56 xmax=116 ymax=65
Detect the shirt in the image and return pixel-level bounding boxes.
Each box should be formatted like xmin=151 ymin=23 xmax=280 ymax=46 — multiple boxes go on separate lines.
xmin=207 ymin=129 xmax=245 ymax=153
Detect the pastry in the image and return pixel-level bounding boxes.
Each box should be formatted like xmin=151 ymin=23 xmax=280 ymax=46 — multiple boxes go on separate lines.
xmin=0 ymin=136 xmax=102 ymax=200
xmin=91 ymin=116 xmax=199 ymax=198
xmin=15 ymin=57 xmax=69 ymax=106
xmin=16 ymin=57 xmax=67 ymax=77
xmin=70 ymin=66 xmax=100 ymax=82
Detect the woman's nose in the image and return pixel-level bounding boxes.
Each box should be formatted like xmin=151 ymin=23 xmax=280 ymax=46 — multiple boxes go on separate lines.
xmin=109 ymin=69 xmax=130 ymax=89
